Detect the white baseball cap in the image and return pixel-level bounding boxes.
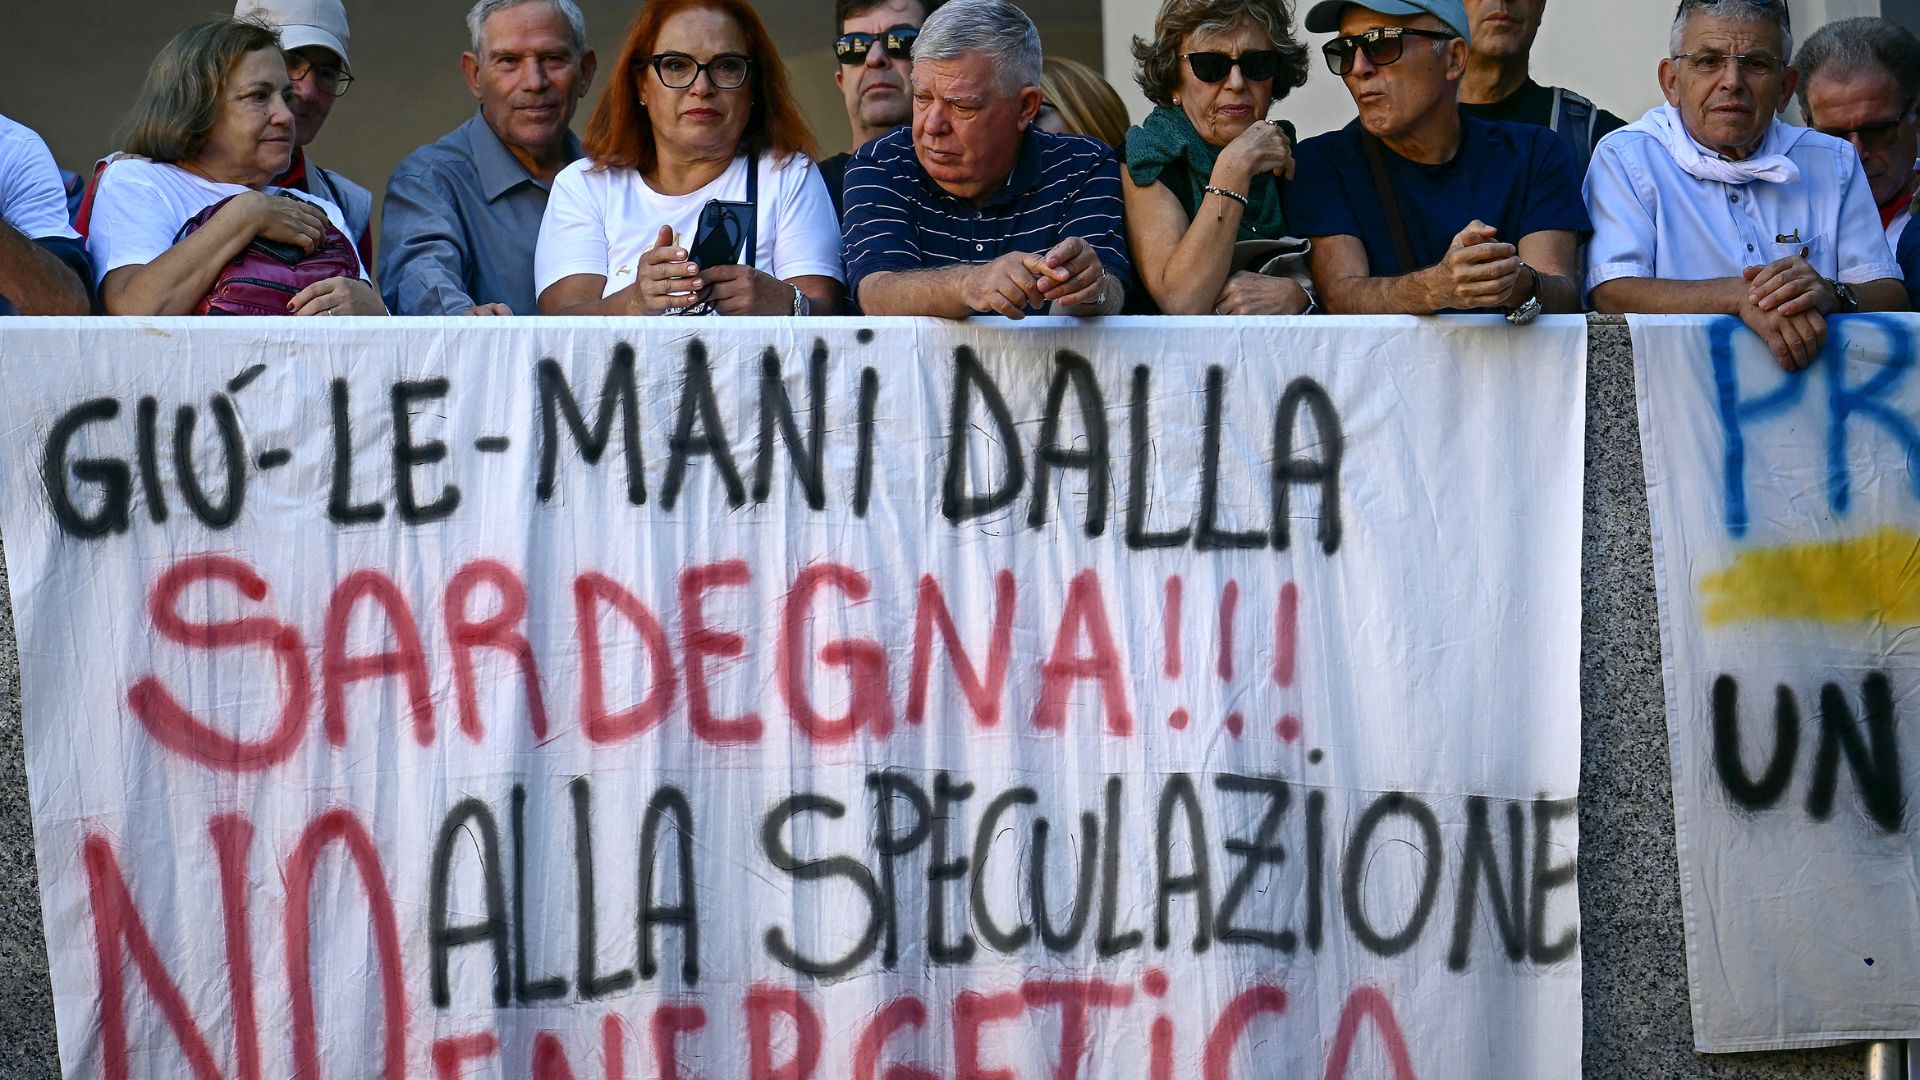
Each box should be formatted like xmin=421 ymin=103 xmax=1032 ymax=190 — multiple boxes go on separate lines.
xmin=237 ymin=0 xmax=352 ymax=71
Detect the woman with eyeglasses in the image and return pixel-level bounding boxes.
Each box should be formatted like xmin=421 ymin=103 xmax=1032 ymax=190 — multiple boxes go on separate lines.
xmin=536 ymin=0 xmax=841 ymax=316
xmin=1121 ymin=0 xmax=1314 ymax=315
xmin=87 ymin=17 xmax=381 ymax=316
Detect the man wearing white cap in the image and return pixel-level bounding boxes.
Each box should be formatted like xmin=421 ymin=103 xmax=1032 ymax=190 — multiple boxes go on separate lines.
xmin=238 ymin=0 xmax=375 ymax=266
xmin=1284 ymin=0 xmax=1588 ymax=317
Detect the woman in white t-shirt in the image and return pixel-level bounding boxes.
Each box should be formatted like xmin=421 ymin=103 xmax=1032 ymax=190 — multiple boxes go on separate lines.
xmin=90 ymin=18 xmax=382 ymax=316
xmin=536 ymin=0 xmax=842 ymax=317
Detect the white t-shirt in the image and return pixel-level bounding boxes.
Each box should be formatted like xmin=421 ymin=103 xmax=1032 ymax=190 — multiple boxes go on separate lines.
xmin=87 ymin=158 xmax=364 ymax=286
xmin=0 ymin=114 xmax=78 ymax=243
xmin=534 ymin=151 xmax=842 ymax=303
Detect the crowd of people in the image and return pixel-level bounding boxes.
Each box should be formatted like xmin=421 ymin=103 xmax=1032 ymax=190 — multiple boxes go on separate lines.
xmin=1 ymin=0 xmax=1917 ymax=369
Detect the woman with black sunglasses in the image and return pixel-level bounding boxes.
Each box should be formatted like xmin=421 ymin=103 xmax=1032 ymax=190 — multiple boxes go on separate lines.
xmin=535 ymin=0 xmax=842 ymax=316
xmin=1121 ymin=0 xmax=1314 ymax=315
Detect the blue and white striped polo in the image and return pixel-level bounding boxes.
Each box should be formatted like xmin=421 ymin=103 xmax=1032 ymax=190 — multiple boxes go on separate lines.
xmin=841 ymin=126 xmax=1133 ymax=315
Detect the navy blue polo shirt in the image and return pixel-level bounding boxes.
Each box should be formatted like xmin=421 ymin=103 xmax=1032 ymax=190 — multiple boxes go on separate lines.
xmin=1284 ymin=115 xmax=1590 ymax=310
xmin=841 ymin=126 xmax=1132 ymax=315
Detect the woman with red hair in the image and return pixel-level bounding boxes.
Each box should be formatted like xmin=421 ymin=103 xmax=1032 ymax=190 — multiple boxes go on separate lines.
xmin=536 ymin=0 xmax=841 ymax=315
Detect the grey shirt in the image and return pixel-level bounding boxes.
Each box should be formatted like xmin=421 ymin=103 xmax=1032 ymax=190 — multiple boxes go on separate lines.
xmin=378 ymin=112 xmax=583 ymax=315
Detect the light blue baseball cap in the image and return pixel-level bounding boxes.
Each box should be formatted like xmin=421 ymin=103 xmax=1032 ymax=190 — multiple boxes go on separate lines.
xmin=1303 ymin=0 xmax=1471 ymax=42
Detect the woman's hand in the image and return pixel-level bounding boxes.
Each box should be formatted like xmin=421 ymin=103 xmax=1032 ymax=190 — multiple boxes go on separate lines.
xmin=1220 ymin=118 xmax=1294 ymax=183
xmin=1214 ymin=271 xmax=1310 ymax=315
xmin=704 ymin=264 xmax=794 ymax=316
xmin=289 ymin=276 xmax=386 ymax=316
xmin=224 ymin=191 xmax=331 ymax=255
xmin=615 ymin=225 xmax=706 ymax=314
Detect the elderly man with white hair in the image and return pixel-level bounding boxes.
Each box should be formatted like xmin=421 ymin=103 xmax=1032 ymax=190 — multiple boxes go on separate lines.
xmin=840 ymin=0 xmax=1132 ymax=318
xmin=1585 ymin=0 xmax=1906 ymax=371
xmin=379 ymin=0 xmax=597 ymax=315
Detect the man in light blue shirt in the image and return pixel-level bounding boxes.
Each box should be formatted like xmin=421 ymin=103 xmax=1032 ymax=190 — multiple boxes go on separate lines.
xmin=379 ymin=0 xmax=596 ymax=315
xmin=1585 ymin=0 xmax=1905 ymax=371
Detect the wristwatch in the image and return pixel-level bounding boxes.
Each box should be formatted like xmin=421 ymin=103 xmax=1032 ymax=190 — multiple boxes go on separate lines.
xmin=1829 ymin=278 xmax=1860 ymax=313
xmin=790 ymin=283 xmax=811 ymax=317
xmin=1505 ymin=262 xmax=1543 ymax=325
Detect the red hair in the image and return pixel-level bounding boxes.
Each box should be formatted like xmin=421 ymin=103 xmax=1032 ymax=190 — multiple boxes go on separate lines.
xmin=584 ymin=0 xmax=819 ymax=171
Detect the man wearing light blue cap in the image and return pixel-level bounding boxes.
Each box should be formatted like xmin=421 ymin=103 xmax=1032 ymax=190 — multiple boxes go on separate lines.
xmin=1283 ymin=0 xmax=1590 ymax=317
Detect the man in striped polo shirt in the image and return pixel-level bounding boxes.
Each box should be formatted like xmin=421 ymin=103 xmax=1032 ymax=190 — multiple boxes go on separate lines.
xmin=841 ymin=0 xmax=1132 ymax=318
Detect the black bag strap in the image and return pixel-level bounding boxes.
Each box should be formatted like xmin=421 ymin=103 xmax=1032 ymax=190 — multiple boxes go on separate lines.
xmin=1360 ymin=132 xmax=1416 ymax=276
xmin=744 ymin=148 xmax=759 ymax=270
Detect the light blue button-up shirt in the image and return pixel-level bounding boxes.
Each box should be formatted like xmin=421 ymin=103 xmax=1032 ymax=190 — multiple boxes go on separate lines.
xmin=1583 ymin=108 xmax=1900 ymax=298
xmin=378 ymin=112 xmax=583 ymax=316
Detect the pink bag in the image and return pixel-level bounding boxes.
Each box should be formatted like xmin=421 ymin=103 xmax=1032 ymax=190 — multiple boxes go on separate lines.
xmin=173 ymin=191 xmax=362 ymax=316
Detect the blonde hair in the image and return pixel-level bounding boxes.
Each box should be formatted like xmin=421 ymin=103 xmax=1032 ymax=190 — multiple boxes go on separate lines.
xmin=1040 ymin=57 xmax=1130 ymax=148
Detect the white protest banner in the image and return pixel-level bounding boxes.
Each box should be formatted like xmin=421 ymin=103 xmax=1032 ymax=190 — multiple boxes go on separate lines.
xmin=1634 ymin=314 xmax=1920 ymax=1052
xmin=0 ymin=316 xmax=1584 ymax=1079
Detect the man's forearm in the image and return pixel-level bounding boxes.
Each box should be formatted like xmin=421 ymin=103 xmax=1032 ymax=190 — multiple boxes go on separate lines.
xmin=1589 ymin=276 xmax=1744 ymax=315
xmin=1320 ymin=266 xmax=1444 ymax=315
xmin=857 ymin=265 xmax=980 ymax=318
xmin=1854 ymin=278 xmax=1909 ymax=313
xmin=0 ymin=223 xmax=87 ymax=315
xmin=1536 ymin=270 xmax=1582 ymax=314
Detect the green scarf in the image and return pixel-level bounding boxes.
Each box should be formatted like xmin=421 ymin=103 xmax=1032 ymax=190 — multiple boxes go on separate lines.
xmin=1124 ymin=105 xmax=1289 ymax=242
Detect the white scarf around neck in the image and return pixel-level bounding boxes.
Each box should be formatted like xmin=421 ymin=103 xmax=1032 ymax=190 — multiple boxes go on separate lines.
xmin=1641 ymin=103 xmax=1803 ymax=185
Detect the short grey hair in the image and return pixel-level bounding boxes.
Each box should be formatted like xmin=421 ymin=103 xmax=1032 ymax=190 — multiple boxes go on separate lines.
xmin=1670 ymin=0 xmax=1792 ymax=61
xmin=1794 ymin=17 xmax=1920 ymax=114
xmin=912 ymin=0 xmax=1043 ymax=92
xmin=467 ymin=0 xmax=587 ymax=57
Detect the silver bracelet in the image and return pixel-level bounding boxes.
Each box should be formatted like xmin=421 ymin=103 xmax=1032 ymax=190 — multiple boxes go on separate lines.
xmin=790 ymin=283 xmax=811 ymax=317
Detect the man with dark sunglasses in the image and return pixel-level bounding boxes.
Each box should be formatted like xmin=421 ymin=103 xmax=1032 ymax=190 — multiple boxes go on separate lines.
xmin=1586 ymin=0 xmax=1906 ymax=372
xmin=1796 ymin=17 xmax=1920 ymax=307
xmin=1284 ymin=0 xmax=1589 ymax=317
xmin=1457 ymin=0 xmax=1626 ymax=172
xmin=820 ymin=0 xmax=940 ymax=220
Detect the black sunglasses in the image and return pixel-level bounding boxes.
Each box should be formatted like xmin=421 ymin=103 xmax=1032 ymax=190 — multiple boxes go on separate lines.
xmin=1816 ymin=104 xmax=1916 ymax=151
xmin=1184 ymin=50 xmax=1282 ymax=83
xmin=1321 ymin=26 xmax=1457 ymax=77
xmin=836 ymin=27 xmax=918 ymax=65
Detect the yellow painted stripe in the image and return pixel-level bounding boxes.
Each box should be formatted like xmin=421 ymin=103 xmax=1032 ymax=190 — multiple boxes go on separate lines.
xmin=1701 ymin=526 xmax=1920 ymax=627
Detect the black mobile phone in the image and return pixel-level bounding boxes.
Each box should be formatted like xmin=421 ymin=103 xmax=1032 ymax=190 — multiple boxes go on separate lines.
xmin=689 ymin=199 xmax=753 ymax=268
xmin=247 ymin=236 xmax=307 ymax=264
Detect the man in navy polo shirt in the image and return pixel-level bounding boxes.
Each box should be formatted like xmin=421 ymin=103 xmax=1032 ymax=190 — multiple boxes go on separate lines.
xmin=841 ymin=0 xmax=1131 ymax=318
xmin=1285 ymin=0 xmax=1588 ymax=318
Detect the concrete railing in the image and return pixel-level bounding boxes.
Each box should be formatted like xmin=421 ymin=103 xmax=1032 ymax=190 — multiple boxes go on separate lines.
xmin=0 ymin=316 xmax=1881 ymax=1078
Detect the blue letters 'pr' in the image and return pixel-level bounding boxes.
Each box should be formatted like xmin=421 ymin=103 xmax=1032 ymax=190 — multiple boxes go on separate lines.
xmin=1713 ymin=315 xmax=1920 ymax=537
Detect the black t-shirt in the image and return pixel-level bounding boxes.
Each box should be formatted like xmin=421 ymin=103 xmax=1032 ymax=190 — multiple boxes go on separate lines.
xmin=1458 ymin=80 xmax=1626 ymax=164
xmin=817 ymin=151 xmax=852 ymax=222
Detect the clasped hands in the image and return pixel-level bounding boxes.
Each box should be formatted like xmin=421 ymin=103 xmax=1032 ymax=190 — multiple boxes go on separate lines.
xmin=1739 ymin=254 xmax=1840 ymax=371
xmin=966 ymin=236 xmax=1111 ymax=319
xmin=621 ymin=225 xmax=789 ymax=316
